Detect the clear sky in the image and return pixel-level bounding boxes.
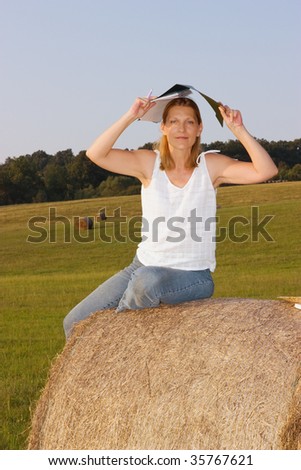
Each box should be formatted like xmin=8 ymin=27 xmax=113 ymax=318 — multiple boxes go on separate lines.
xmin=1 ymin=0 xmax=300 ymax=162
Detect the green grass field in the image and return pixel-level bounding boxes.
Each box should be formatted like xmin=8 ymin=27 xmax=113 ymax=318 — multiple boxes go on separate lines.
xmin=1 ymin=181 xmax=300 ymax=449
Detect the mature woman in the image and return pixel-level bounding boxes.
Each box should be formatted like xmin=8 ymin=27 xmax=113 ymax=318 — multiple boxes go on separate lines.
xmin=63 ymin=94 xmax=278 ymax=338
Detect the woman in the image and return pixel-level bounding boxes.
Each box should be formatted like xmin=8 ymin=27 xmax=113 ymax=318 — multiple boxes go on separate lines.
xmin=63 ymin=94 xmax=278 ymax=338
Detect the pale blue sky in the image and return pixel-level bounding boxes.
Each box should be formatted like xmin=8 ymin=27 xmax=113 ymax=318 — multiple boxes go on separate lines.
xmin=1 ymin=0 xmax=300 ymax=162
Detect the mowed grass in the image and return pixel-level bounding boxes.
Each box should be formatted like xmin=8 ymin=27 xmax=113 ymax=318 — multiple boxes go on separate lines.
xmin=0 ymin=182 xmax=300 ymax=449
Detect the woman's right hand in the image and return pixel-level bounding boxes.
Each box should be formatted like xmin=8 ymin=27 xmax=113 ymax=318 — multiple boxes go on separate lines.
xmin=127 ymin=96 xmax=156 ymax=120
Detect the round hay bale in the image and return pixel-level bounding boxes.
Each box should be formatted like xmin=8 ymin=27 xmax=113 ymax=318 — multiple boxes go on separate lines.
xmin=76 ymin=216 xmax=94 ymax=230
xmin=28 ymin=298 xmax=301 ymax=450
xmin=98 ymin=210 xmax=107 ymax=221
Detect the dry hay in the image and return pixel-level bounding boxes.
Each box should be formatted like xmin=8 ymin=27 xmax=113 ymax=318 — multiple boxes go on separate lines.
xmin=28 ymin=298 xmax=301 ymax=450
xmin=278 ymin=296 xmax=301 ymax=304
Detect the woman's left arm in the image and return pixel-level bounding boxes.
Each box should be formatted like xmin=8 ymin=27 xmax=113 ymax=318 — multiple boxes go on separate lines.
xmin=213 ymin=105 xmax=278 ymax=186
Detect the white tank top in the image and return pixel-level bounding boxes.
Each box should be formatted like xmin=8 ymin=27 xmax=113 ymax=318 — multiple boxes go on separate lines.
xmin=136 ymin=150 xmax=217 ymax=271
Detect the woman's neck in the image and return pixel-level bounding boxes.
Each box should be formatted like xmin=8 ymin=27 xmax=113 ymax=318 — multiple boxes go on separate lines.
xmin=169 ymin=148 xmax=191 ymax=170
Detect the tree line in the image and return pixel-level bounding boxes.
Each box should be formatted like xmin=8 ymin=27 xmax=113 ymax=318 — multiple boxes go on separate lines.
xmin=0 ymin=139 xmax=300 ymax=205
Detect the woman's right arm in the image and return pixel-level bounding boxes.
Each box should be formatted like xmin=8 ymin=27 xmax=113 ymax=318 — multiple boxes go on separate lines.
xmin=86 ymin=97 xmax=156 ymax=182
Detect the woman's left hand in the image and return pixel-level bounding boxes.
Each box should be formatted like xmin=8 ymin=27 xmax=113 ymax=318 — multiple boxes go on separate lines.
xmin=218 ymin=104 xmax=244 ymax=133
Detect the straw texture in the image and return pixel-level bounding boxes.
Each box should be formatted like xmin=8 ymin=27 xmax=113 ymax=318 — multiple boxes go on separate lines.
xmin=278 ymin=296 xmax=301 ymax=304
xmin=28 ymin=298 xmax=301 ymax=450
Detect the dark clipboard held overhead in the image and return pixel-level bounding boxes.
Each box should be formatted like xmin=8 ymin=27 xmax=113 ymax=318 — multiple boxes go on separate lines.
xmin=140 ymin=84 xmax=223 ymax=126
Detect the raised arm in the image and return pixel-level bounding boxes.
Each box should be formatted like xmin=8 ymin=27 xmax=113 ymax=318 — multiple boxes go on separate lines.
xmin=208 ymin=105 xmax=278 ymax=186
xmin=86 ymin=97 xmax=156 ymax=183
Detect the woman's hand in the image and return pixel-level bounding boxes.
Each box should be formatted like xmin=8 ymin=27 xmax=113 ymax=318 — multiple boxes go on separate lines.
xmin=127 ymin=96 xmax=156 ymax=120
xmin=218 ymin=104 xmax=244 ymax=133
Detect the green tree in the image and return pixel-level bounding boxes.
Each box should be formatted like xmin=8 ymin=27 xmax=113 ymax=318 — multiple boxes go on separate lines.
xmin=4 ymin=155 xmax=43 ymax=204
xmin=0 ymin=164 xmax=14 ymax=204
xmin=98 ymin=175 xmax=140 ymax=197
xmin=44 ymin=163 xmax=67 ymax=201
xmin=287 ymin=164 xmax=301 ymax=181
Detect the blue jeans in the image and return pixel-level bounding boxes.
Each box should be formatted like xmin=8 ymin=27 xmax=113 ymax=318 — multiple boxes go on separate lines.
xmin=63 ymin=255 xmax=214 ymax=338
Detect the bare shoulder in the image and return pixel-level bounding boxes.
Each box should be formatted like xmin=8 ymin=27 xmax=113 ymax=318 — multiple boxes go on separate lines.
xmin=204 ymin=152 xmax=235 ymax=167
xmin=203 ymin=152 xmax=227 ymax=186
xmin=132 ymin=148 xmax=157 ymax=160
xmin=204 ymin=152 xmax=241 ymax=187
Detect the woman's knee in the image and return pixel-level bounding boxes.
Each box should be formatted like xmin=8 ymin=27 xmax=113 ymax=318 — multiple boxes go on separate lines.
xmin=130 ymin=266 xmax=166 ymax=295
xmin=63 ymin=302 xmax=91 ymax=338
xmin=63 ymin=310 xmax=75 ymax=338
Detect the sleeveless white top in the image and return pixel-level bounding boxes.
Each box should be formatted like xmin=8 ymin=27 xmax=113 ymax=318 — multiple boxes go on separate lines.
xmin=136 ymin=150 xmax=217 ymax=271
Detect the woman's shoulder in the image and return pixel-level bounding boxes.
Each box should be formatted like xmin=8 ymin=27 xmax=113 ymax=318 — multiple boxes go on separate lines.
xmin=198 ymin=150 xmax=221 ymax=166
xmin=133 ymin=148 xmax=157 ymax=159
xmin=202 ymin=149 xmax=221 ymax=157
xmin=201 ymin=151 xmax=227 ymax=187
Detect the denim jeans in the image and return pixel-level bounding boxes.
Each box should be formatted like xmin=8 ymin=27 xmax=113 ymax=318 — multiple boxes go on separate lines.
xmin=63 ymin=255 xmax=214 ymax=338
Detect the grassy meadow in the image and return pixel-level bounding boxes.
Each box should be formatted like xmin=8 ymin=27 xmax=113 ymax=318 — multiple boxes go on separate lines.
xmin=0 ymin=181 xmax=300 ymax=449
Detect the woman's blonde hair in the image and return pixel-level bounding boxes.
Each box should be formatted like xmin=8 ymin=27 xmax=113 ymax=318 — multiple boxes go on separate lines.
xmin=155 ymin=98 xmax=202 ymax=170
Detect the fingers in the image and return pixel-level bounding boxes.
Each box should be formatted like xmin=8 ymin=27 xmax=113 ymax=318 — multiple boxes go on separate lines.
xmin=218 ymin=104 xmax=226 ymax=117
xmin=139 ymin=96 xmax=156 ymax=108
xmin=218 ymin=104 xmax=238 ymax=123
xmin=218 ymin=104 xmax=243 ymax=130
xmin=219 ymin=104 xmax=231 ymax=115
xmin=139 ymin=97 xmax=155 ymax=112
xmin=132 ymin=96 xmax=156 ymax=119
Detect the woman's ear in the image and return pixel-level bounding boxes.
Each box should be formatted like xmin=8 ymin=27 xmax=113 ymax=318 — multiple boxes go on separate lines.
xmin=160 ymin=122 xmax=166 ymax=135
xmin=197 ymin=122 xmax=203 ymax=137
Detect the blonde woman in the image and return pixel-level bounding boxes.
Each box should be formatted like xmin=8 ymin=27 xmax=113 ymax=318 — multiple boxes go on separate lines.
xmin=63 ymin=93 xmax=278 ymax=338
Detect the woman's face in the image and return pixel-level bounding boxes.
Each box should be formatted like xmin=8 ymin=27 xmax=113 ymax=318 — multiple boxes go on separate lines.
xmin=161 ymin=105 xmax=203 ymax=151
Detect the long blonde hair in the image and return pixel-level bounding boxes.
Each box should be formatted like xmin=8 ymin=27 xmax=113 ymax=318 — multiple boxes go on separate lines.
xmin=155 ymin=98 xmax=202 ymax=170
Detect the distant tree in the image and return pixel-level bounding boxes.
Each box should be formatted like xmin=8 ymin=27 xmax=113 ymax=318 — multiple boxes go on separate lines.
xmin=287 ymin=164 xmax=301 ymax=181
xmin=53 ymin=149 xmax=74 ymax=166
xmin=263 ymin=139 xmax=301 ymax=167
xmin=68 ymin=151 xmax=110 ymax=190
xmin=74 ymin=184 xmax=97 ymax=200
xmin=0 ymin=164 xmax=14 ymax=204
xmin=33 ymin=189 xmax=48 ymax=203
xmin=2 ymin=155 xmax=43 ymax=204
xmin=44 ymin=163 xmax=67 ymax=202
xmin=98 ymin=175 xmax=140 ymax=197
xmin=31 ymin=150 xmax=51 ymax=171
xmin=138 ymin=142 xmax=154 ymax=150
